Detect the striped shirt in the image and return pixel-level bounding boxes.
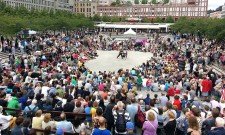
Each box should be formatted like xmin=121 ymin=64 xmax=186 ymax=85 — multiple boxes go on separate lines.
xmin=113 ymin=109 xmax=130 ymax=134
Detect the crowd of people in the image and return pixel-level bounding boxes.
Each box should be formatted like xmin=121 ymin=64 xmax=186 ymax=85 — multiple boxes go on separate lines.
xmin=0 ymin=31 xmax=224 ymax=135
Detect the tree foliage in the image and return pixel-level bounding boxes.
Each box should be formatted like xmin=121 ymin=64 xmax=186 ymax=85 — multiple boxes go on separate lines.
xmin=163 ymin=0 xmax=170 ymax=4
xmin=0 ymin=1 xmax=94 ymax=36
xmin=135 ymin=0 xmax=139 ymax=4
xmin=165 ymin=16 xmax=174 ymax=23
xmin=171 ymin=17 xmax=225 ymax=42
xmin=142 ymin=0 xmax=148 ymax=4
xmin=152 ymin=0 xmax=157 ymax=4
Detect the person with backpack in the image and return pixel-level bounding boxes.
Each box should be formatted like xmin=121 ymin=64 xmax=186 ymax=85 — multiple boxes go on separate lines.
xmin=113 ymin=101 xmax=130 ymax=135
xmin=23 ymin=99 xmax=39 ymax=118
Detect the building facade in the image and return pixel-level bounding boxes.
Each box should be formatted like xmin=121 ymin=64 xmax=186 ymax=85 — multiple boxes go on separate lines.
xmin=74 ymin=0 xmax=97 ymax=17
xmin=221 ymin=3 xmax=225 ymax=18
xmin=209 ymin=11 xmax=221 ymax=19
xmin=97 ymin=0 xmax=208 ymax=19
xmin=2 ymin=0 xmax=74 ymax=11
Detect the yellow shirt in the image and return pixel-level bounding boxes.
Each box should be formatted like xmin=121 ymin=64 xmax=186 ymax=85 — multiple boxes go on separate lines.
xmin=32 ymin=116 xmax=44 ymax=129
xmin=91 ymin=107 xmax=97 ymax=119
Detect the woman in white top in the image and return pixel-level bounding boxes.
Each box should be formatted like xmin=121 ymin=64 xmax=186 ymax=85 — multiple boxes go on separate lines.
xmin=42 ymin=113 xmax=55 ymax=130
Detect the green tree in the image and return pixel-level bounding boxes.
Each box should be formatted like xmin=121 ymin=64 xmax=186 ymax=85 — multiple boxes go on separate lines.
xmin=142 ymin=17 xmax=150 ymax=23
xmin=165 ymin=16 xmax=174 ymax=23
xmin=135 ymin=0 xmax=139 ymax=4
xmin=142 ymin=0 xmax=147 ymax=4
xmin=163 ymin=0 xmax=170 ymax=4
xmin=154 ymin=17 xmax=163 ymax=23
xmin=92 ymin=14 xmax=101 ymax=21
xmin=152 ymin=0 xmax=157 ymax=4
xmin=111 ymin=16 xmax=120 ymax=22
xmin=116 ymin=0 xmax=121 ymax=5
xmin=101 ymin=16 xmax=111 ymax=22
xmin=125 ymin=1 xmax=132 ymax=6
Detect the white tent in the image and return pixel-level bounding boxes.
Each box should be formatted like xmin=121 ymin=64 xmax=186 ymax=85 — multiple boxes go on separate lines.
xmin=28 ymin=30 xmax=37 ymax=35
xmin=124 ymin=28 xmax=136 ymax=35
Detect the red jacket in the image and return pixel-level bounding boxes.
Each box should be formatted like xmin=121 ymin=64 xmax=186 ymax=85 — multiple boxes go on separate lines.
xmin=173 ymin=99 xmax=182 ymax=110
xmin=167 ymin=87 xmax=175 ymax=96
xmin=201 ymin=79 xmax=212 ymax=92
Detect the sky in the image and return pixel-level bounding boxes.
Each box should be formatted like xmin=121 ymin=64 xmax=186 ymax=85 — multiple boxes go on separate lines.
xmin=208 ymin=0 xmax=225 ymax=10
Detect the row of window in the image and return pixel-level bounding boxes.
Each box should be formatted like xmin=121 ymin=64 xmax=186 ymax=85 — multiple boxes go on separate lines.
xmin=74 ymin=3 xmax=92 ymax=7
xmin=102 ymin=12 xmax=206 ymax=17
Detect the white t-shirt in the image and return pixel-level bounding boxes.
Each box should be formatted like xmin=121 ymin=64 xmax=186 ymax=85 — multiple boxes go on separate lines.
xmin=0 ymin=114 xmax=12 ymax=130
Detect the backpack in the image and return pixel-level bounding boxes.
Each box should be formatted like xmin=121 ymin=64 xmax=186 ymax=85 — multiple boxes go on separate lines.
xmin=115 ymin=110 xmax=126 ymax=133
xmin=26 ymin=106 xmax=37 ymax=118
xmin=135 ymin=106 xmax=146 ymax=128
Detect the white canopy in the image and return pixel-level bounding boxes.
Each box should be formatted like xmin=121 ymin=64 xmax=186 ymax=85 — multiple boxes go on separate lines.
xmin=124 ymin=28 xmax=136 ymax=35
xmin=29 ymin=30 xmax=37 ymax=35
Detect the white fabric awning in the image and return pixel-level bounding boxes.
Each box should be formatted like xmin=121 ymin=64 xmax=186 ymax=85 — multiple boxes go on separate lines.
xmin=124 ymin=28 xmax=136 ymax=35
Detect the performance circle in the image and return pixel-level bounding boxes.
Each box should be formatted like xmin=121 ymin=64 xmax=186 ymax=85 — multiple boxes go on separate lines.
xmin=85 ymin=50 xmax=153 ymax=72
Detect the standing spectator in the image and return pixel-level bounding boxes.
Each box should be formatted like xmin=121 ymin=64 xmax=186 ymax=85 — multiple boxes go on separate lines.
xmin=187 ymin=116 xmax=201 ymax=135
xmin=31 ymin=110 xmax=43 ymax=130
xmin=104 ymin=95 xmax=116 ymax=132
xmin=92 ymin=117 xmax=111 ymax=135
xmin=6 ymin=93 xmax=20 ymax=115
xmin=173 ymin=95 xmax=182 ymax=118
xmin=126 ymin=97 xmax=138 ymax=123
xmin=142 ymin=111 xmax=158 ymax=135
xmin=137 ymin=75 xmax=143 ymax=91
xmin=41 ymin=113 xmax=55 ymax=130
xmin=113 ymin=101 xmax=130 ymax=135
xmin=164 ymin=111 xmax=177 ymax=135
xmin=0 ymin=106 xmax=14 ymax=135
xmin=56 ymin=113 xmax=75 ymax=133
xmin=201 ymin=108 xmax=220 ymax=135
xmin=11 ymin=116 xmax=25 ymax=135
xmin=208 ymin=117 xmax=225 ymax=135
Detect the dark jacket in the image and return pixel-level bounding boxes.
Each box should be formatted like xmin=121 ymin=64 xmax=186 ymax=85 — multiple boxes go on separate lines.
xmin=104 ymin=103 xmax=115 ymax=125
xmin=208 ymin=127 xmax=225 ymax=135
xmin=201 ymin=118 xmax=216 ymax=135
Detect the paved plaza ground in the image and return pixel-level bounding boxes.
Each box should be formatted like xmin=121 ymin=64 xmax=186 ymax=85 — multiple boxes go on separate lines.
xmin=85 ymin=50 xmax=153 ymax=73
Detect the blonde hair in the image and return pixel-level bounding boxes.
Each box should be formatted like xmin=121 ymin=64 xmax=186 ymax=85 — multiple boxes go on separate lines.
xmin=168 ymin=111 xmax=175 ymax=119
xmin=117 ymin=101 xmax=124 ymax=109
xmin=148 ymin=111 xmax=155 ymax=121
xmin=43 ymin=113 xmax=51 ymax=123
xmin=35 ymin=110 xmax=42 ymax=117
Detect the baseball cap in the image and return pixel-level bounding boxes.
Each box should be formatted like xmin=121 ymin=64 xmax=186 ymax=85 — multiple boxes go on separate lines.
xmin=126 ymin=122 xmax=134 ymax=130
xmin=56 ymin=128 xmax=64 ymax=135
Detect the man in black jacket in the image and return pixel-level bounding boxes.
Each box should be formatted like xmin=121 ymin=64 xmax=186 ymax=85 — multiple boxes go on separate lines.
xmin=201 ymin=108 xmax=220 ymax=135
xmin=104 ymin=95 xmax=116 ymax=134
